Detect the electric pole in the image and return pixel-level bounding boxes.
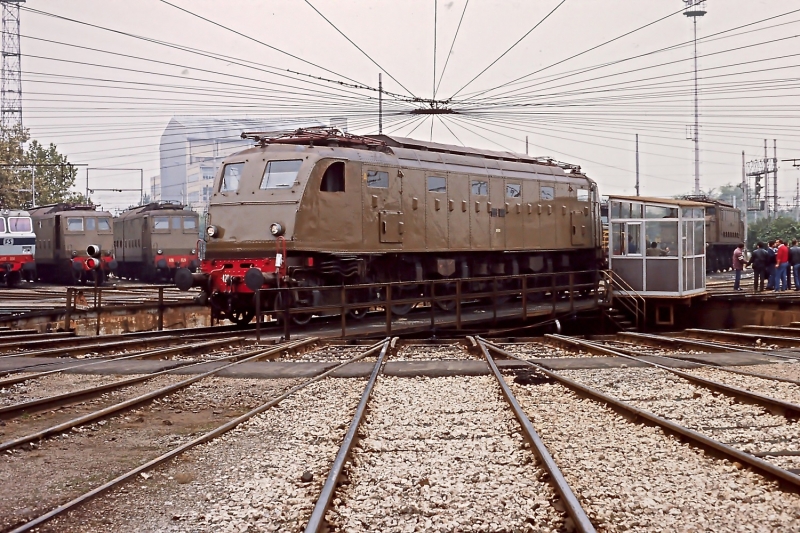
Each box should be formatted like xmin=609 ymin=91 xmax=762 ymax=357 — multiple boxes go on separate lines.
xmin=684 ymin=0 xmax=706 ymax=194
xmin=635 ymin=134 xmax=640 ymax=196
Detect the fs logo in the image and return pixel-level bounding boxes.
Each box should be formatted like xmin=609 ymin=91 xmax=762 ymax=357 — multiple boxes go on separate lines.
xmin=2 ymin=238 xmax=12 ymax=246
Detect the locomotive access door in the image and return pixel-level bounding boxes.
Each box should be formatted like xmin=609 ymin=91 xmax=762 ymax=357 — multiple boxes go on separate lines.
xmin=489 ymin=176 xmax=505 ymax=250
xmin=363 ymin=166 xmax=402 ymax=248
xmin=504 ymin=180 xmax=524 ymax=250
xmin=469 ymin=176 xmax=490 ymax=250
xmin=447 ymin=173 xmax=470 ymax=251
xmin=425 ymin=174 xmax=448 ymax=250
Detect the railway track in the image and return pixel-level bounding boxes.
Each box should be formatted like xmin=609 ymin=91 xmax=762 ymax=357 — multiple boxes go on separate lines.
xmin=1 ymin=334 xmax=799 ymax=531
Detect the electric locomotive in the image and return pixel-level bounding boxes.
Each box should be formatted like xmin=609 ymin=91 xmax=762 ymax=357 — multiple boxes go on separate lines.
xmin=176 ymin=129 xmax=602 ymax=324
xmin=114 ymin=202 xmax=200 ymax=282
xmin=29 ymin=203 xmax=117 ymax=284
xmin=0 ymin=209 xmax=36 ymax=287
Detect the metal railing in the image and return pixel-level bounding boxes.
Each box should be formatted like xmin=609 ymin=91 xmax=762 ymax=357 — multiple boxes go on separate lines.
xmin=250 ymin=269 xmax=601 ymax=340
xmin=600 ymin=270 xmax=646 ymax=331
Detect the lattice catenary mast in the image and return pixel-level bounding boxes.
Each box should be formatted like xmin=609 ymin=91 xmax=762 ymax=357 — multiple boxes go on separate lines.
xmin=1 ymin=0 xmax=23 ymax=132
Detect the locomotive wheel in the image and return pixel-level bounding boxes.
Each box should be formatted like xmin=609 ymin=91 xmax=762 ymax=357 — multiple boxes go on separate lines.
xmin=5 ymin=271 xmax=21 ymax=288
xmin=228 ymin=308 xmax=255 ymax=325
xmin=274 ymin=290 xmax=313 ymax=326
xmin=432 ymin=281 xmax=457 ymax=311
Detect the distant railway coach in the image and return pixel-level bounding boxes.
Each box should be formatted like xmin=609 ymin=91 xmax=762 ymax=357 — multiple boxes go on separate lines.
xmin=113 ymin=203 xmax=200 ymax=282
xmin=0 ymin=209 xmax=36 ymax=287
xmin=29 ymin=204 xmax=117 ymax=284
xmin=176 ymin=129 xmax=602 ymax=325
xmin=683 ymin=196 xmax=745 ymax=272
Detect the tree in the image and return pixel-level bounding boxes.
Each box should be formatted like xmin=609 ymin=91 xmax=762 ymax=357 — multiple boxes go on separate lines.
xmin=0 ymin=126 xmax=85 ymax=209
xmin=746 ymin=215 xmax=800 ymax=250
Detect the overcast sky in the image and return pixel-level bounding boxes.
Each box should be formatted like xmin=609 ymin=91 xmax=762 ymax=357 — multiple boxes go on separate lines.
xmin=19 ymin=0 xmax=800 ymax=211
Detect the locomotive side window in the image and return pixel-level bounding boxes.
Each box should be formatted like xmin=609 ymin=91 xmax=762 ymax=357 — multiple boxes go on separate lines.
xmin=540 ymin=186 xmax=554 ymax=200
xmin=506 ymin=183 xmax=521 ymax=198
xmin=98 ymin=218 xmax=111 ymax=231
xmin=66 ymin=217 xmax=84 ymax=232
xmin=260 ymin=159 xmax=302 ymax=189
xmin=367 ymin=170 xmax=388 ymax=188
xmin=8 ymin=217 xmax=31 ymax=232
xmin=427 ymin=176 xmax=446 ymax=193
xmin=86 ymin=218 xmax=97 ymax=231
xmin=220 ymin=162 xmax=244 ymax=192
xmin=153 ymin=217 xmax=170 ymax=230
xmin=171 ymin=217 xmax=182 ymax=229
xmin=320 ymin=161 xmax=345 ymax=192
xmin=577 ymin=189 xmax=590 ymax=202
xmin=471 ymin=180 xmax=488 ymax=196
xmin=183 ymin=217 xmax=197 ymax=230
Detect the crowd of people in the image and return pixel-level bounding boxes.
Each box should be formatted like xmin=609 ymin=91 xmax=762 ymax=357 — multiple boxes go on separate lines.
xmin=732 ymin=239 xmax=800 ymax=292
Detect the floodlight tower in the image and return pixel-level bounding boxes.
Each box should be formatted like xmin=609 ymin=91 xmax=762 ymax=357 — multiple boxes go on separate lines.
xmin=1 ymin=0 xmax=23 ymax=132
xmin=684 ymin=0 xmax=706 ymax=195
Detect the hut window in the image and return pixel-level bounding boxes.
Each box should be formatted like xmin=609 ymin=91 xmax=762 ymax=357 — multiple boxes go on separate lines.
xmin=320 ymin=161 xmax=345 ymax=192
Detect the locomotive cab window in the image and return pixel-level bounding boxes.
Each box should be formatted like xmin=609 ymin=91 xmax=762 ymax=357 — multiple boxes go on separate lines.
xmin=505 ymin=183 xmax=521 ymax=198
xmin=8 ymin=217 xmax=31 ymax=232
xmin=320 ymin=161 xmax=345 ymax=192
xmin=97 ymin=218 xmax=111 ymax=231
xmin=471 ymin=180 xmax=488 ymax=196
xmin=85 ymin=218 xmax=96 ymax=231
xmin=171 ymin=217 xmax=182 ymax=230
xmin=260 ymin=159 xmax=302 ymax=189
xmin=577 ymin=189 xmax=590 ymax=202
xmin=66 ymin=217 xmax=84 ymax=232
xmin=183 ymin=217 xmax=197 ymax=230
xmin=0 ymin=218 xmax=5 ymax=233
xmin=427 ymin=176 xmax=446 ymax=193
xmin=153 ymin=217 xmax=170 ymax=230
xmin=220 ymin=162 xmax=244 ymax=192
xmin=366 ymin=170 xmax=388 ymax=188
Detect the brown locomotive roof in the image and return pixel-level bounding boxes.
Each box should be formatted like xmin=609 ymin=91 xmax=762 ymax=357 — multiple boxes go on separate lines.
xmin=608 ymin=195 xmax=708 ymax=208
xmin=118 ymin=202 xmax=193 ymax=219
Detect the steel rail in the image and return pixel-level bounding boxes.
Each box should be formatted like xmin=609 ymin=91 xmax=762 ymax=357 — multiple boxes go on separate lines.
xmin=8 ymin=338 xmax=391 ymax=533
xmin=304 ymin=339 xmax=392 ymax=532
xmin=476 ymin=337 xmax=800 ymax=492
xmin=0 ymin=337 xmax=245 ymax=385
xmin=596 ymin=339 xmax=800 ymax=386
xmin=0 ymin=338 xmax=318 ymax=452
xmin=473 ymin=337 xmax=596 ymax=533
xmin=0 ymin=335 xmax=175 ymax=359
xmin=617 ymin=331 xmax=800 ymax=361
xmin=547 ymin=334 xmax=800 ymax=419
xmin=684 ymin=328 xmax=800 ymax=349
xmin=0 ymin=331 xmax=75 ymax=345
xmin=0 ymin=338 xmax=258 ymax=418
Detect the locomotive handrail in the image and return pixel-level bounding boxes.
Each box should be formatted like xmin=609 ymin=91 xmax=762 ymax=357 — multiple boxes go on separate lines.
xmin=600 ymin=270 xmax=645 ymax=331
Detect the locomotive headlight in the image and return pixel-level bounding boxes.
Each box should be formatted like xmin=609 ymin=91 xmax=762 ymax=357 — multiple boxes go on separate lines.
xmin=191 ymin=249 xmax=196 ymax=255
xmin=269 ymin=223 xmax=285 ymax=237
xmin=157 ymin=249 xmax=163 ymax=255
xmin=22 ymin=246 xmax=31 ymax=254
xmin=206 ymin=225 xmax=219 ymax=238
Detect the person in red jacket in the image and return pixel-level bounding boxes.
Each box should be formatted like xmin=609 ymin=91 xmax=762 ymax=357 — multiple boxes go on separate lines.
xmin=776 ymin=239 xmax=790 ymax=291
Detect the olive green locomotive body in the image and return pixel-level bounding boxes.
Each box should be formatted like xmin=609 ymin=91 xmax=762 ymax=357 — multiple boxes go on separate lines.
xmin=683 ymin=196 xmax=745 ymax=272
xmin=114 ymin=203 xmax=200 ymax=282
xmin=29 ymin=204 xmax=117 ymax=284
xmin=181 ymin=132 xmax=602 ymax=324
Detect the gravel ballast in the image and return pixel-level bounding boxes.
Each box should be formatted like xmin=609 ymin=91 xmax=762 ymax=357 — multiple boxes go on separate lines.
xmin=508 ymin=375 xmax=800 ymax=532
xmin=326 ymin=373 xmax=565 ymax=532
